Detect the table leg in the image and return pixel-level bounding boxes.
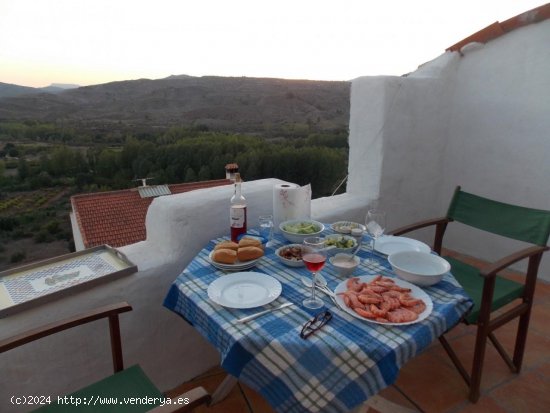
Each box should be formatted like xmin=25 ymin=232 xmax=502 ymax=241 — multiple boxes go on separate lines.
xmin=210 ymin=374 xmax=239 ymax=405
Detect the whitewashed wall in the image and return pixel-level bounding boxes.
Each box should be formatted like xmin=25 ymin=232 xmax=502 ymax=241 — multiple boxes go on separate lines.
xmin=349 ymin=19 xmax=550 ymax=280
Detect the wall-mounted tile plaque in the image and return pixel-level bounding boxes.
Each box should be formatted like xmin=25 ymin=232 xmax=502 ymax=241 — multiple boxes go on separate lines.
xmin=0 ymin=245 xmax=137 ymax=317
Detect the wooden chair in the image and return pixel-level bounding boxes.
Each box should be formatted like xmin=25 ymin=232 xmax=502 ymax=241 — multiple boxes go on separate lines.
xmin=0 ymin=302 xmax=211 ymax=412
xmin=389 ymin=186 xmax=550 ymax=402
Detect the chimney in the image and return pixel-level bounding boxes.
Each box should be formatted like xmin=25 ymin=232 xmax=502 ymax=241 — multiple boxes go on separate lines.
xmin=225 ymin=163 xmax=239 ymax=181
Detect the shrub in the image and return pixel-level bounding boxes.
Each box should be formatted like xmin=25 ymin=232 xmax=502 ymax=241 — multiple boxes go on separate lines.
xmin=10 ymin=251 xmax=26 ymax=263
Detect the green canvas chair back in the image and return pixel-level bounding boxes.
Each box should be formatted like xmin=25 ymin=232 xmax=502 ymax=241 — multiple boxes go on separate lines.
xmin=447 ymin=187 xmax=550 ymax=246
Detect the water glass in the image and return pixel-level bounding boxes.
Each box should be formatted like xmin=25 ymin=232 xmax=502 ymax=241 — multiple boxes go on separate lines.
xmin=258 ymin=215 xmax=274 ymax=246
xmin=365 ymin=209 xmax=386 ymax=264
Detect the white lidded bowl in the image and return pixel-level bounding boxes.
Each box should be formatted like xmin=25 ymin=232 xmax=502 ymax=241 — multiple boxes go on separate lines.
xmin=388 ymin=251 xmax=450 ymax=286
xmin=279 ymin=219 xmax=325 ymax=243
xmin=329 ymin=253 xmax=360 ymax=277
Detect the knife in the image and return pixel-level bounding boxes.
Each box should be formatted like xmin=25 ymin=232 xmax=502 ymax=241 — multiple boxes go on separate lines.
xmin=236 ymin=302 xmax=294 ymax=324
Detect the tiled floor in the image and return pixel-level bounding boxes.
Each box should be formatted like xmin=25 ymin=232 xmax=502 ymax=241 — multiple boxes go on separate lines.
xmin=167 ymin=250 xmax=550 ymax=412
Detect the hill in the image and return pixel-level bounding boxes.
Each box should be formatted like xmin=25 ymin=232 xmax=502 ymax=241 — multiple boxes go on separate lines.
xmin=0 ymin=82 xmax=79 ymax=99
xmin=0 ymin=76 xmax=350 ymax=134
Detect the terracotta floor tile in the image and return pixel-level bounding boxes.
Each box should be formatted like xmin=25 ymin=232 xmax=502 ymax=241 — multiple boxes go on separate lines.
xmin=239 ymin=382 xmax=276 ymax=413
xmin=534 ymin=279 xmax=550 ymax=301
xmin=490 ymin=369 xmax=550 ymax=413
xmin=166 ymin=370 xmax=250 ymax=413
xmin=533 ymin=361 xmax=550 ymax=380
xmin=529 ymin=300 xmax=550 ymax=336
xmin=394 ymin=351 xmax=469 ymax=412
xmin=374 ymin=385 xmax=420 ymax=410
xmin=452 ymin=396 xmax=508 ymax=413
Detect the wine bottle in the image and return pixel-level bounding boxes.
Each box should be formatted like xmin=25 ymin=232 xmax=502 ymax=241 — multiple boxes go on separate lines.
xmin=230 ymin=173 xmax=247 ymax=242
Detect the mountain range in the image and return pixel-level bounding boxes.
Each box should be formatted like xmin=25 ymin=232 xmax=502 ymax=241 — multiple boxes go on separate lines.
xmin=0 ymin=82 xmax=79 ymax=99
xmin=0 ymin=76 xmax=350 ymax=134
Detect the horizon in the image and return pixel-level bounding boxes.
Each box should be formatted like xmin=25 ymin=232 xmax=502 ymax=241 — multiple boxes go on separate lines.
xmin=2 ymin=73 xmax=354 ymax=90
xmin=0 ymin=0 xmax=545 ymax=88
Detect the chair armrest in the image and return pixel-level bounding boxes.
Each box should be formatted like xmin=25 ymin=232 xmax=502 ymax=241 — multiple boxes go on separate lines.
xmin=149 ymin=387 xmax=211 ymax=413
xmin=0 ymin=302 xmax=132 ymax=353
xmin=480 ymin=245 xmax=549 ymax=278
xmin=389 ymin=217 xmax=450 ymax=236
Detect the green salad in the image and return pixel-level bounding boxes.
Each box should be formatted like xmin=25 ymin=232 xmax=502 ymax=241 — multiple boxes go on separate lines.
xmin=325 ymin=236 xmax=356 ymax=248
xmin=283 ymin=222 xmax=321 ymax=234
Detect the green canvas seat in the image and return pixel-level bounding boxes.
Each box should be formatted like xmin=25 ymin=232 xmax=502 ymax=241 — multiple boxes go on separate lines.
xmin=0 ymin=302 xmax=211 ymax=413
xmin=35 ymin=365 xmax=163 ymax=413
xmin=444 ymin=256 xmax=524 ymax=324
xmin=390 ymin=186 xmax=550 ymax=403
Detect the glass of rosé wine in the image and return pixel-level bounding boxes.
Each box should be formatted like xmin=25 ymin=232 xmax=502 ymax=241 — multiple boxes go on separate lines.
xmin=301 ymin=237 xmax=326 ymax=309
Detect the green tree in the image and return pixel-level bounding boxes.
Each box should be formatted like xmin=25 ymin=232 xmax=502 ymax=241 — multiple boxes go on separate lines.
xmin=18 ymin=158 xmax=29 ymax=180
xmin=96 ymin=149 xmax=119 ymax=178
xmin=198 ymin=165 xmax=211 ymax=181
xmin=184 ymin=167 xmax=197 ymax=182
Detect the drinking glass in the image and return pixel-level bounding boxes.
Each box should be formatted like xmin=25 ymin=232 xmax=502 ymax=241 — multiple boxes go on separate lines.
xmin=258 ymin=215 xmax=274 ymax=246
xmin=365 ymin=209 xmax=386 ymax=264
xmin=301 ymin=237 xmax=326 ymax=309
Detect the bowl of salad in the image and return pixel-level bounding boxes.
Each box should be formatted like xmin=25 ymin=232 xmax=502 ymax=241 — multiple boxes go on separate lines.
xmin=279 ymin=219 xmax=325 ymax=243
xmin=324 ymin=234 xmax=358 ymax=255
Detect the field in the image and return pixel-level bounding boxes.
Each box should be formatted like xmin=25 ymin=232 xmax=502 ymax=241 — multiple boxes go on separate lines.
xmin=0 ymin=187 xmax=74 ymax=271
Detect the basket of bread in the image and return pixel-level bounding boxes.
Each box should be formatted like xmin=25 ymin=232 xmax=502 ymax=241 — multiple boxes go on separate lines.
xmin=209 ymin=237 xmax=264 ymax=270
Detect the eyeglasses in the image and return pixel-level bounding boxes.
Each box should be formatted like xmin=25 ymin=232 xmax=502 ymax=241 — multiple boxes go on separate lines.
xmin=300 ymin=310 xmax=332 ymax=339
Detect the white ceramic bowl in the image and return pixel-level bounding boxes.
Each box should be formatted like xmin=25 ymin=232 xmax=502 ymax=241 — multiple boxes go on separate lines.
xmin=279 ymin=219 xmax=324 ymax=243
xmin=275 ymin=244 xmax=305 ymax=267
xmin=324 ymin=234 xmax=358 ymax=255
xmin=388 ymin=251 xmax=450 ymax=286
xmin=329 ymin=253 xmax=360 ymax=277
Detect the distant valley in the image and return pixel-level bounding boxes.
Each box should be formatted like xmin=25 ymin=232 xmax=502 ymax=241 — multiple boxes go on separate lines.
xmin=0 ymin=75 xmax=350 ymax=135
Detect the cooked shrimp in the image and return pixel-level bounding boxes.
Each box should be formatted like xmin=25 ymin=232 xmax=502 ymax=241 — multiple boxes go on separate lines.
xmin=386 ymin=308 xmax=418 ymax=323
xmin=346 ymin=277 xmax=363 ymax=292
xmin=358 ymin=294 xmax=382 ymax=305
xmin=340 ymin=275 xmax=427 ymax=324
xmin=409 ymin=301 xmax=427 ymax=314
xmin=354 ymin=307 xmax=377 ymax=319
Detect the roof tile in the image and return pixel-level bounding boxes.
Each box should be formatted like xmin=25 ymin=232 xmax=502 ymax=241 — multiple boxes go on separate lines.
xmin=447 ymin=4 xmax=550 ymax=52
xmin=71 ymin=179 xmax=231 ymax=248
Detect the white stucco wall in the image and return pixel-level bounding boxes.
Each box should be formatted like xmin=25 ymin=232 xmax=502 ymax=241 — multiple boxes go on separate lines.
xmin=440 ymin=20 xmax=550 ymax=276
xmin=348 ymin=19 xmax=550 ymax=279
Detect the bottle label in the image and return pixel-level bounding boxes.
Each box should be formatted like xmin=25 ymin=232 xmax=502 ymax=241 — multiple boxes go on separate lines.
xmin=230 ymin=206 xmax=246 ymax=228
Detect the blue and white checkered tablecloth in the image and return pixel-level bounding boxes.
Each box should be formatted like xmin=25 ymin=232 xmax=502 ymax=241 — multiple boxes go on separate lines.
xmin=164 ymin=227 xmax=473 ymax=413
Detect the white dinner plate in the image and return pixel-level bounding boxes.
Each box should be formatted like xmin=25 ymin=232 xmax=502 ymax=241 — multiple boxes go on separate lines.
xmin=374 ymin=236 xmax=431 ymax=255
xmin=207 ymin=272 xmax=282 ymax=309
xmin=331 ymin=221 xmax=366 ymax=234
xmin=208 ymin=251 xmax=261 ymax=271
xmin=333 ymin=275 xmax=433 ymax=325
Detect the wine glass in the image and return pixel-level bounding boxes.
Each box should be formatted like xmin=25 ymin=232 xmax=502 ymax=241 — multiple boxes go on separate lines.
xmin=365 ymin=209 xmax=386 ymax=264
xmin=301 ymin=237 xmax=326 ymax=309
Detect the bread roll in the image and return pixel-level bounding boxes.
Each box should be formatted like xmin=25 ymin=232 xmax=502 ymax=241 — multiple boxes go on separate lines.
xmin=238 ymin=237 xmax=262 ymax=249
xmin=237 ymin=246 xmax=264 ymax=262
xmin=212 ymin=248 xmax=237 ymax=264
xmin=214 ymin=241 xmax=239 ymax=251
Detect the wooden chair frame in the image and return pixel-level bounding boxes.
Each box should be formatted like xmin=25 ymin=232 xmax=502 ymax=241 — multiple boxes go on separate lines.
xmin=389 ymin=188 xmax=549 ymax=402
xmin=0 ymin=302 xmax=211 ymax=412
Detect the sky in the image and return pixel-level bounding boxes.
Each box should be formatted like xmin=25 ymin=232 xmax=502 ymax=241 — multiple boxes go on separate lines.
xmin=0 ymin=0 xmax=545 ymax=88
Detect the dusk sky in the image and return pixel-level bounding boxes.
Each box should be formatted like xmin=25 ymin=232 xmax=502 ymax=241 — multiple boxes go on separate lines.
xmin=0 ymin=0 xmax=544 ymax=88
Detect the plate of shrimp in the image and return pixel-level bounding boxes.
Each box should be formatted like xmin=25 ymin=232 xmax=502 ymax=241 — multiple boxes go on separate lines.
xmin=334 ymin=275 xmax=433 ymax=325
